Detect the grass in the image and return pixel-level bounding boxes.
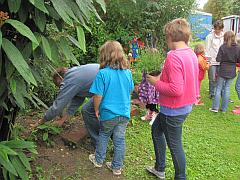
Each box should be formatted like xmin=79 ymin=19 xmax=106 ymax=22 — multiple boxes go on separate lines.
xmin=124 ymin=56 xmax=240 ymax=179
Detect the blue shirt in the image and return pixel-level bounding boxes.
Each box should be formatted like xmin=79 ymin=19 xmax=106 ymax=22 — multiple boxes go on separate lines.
xmin=160 ymin=105 xmax=193 ymax=116
xmin=44 ymin=64 xmax=100 ymax=121
xmin=90 ymin=67 xmax=134 ymax=121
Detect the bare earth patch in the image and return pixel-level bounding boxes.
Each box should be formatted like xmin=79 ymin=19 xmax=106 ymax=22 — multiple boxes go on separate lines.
xmin=16 ymin=113 xmax=125 ymax=180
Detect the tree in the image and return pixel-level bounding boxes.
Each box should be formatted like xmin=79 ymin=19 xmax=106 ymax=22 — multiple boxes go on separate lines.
xmin=203 ymin=0 xmax=231 ymax=21
xmin=0 ymin=0 xmax=106 ymax=142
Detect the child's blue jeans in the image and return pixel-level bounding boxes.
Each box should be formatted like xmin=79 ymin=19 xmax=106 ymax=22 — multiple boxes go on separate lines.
xmin=235 ymin=72 xmax=240 ymax=99
xmin=95 ymin=116 xmax=129 ymax=169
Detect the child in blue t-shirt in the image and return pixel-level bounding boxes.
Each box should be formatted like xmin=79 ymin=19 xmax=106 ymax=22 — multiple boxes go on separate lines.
xmin=88 ymin=40 xmax=134 ymax=176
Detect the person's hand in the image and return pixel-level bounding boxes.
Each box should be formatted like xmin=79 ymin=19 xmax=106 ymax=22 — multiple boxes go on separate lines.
xmin=146 ymin=74 xmax=160 ymax=85
xmin=52 ymin=114 xmax=69 ymax=127
xmin=95 ymin=110 xmax=100 ymax=120
xmin=30 ymin=119 xmax=45 ymax=129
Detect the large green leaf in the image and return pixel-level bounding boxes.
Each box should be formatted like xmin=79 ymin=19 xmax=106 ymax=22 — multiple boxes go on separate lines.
xmin=10 ymin=156 xmax=29 ymax=180
xmin=0 ymin=30 xmax=2 ymax=47
xmin=59 ymin=38 xmax=79 ymax=65
xmin=48 ymin=39 xmax=59 ymax=62
xmin=2 ymin=38 xmax=37 ymax=86
xmin=29 ymin=0 xmax=49 ymax=14
xmin=32 ymin=94 xmax=48 ymax=109
xmin=0 ymin=144 xmax=17 ymax=156
xmin=12 ymin=78 xmax=27 ymax=109
xmin=5 ymin=19 xmax=39 ymax=47
xmin=18 ymin=6 xmax=28 ymax=23
xmin=1 ymin=140 xmax=36 ymax=150
xmin=41 ymin=36 xmax=52 ymax=61
xmin=34 ymin=8 xmax=46 ymax=32
xmin=17 ymin=152 xmax=31 ymax=171
xmin=95 ymin=0 xmax=106 ymax=13
xmin=76 ymin=26 xmax=86 ymax=53
xmin=10 ymin=78 xmax=16 ymax=95
xmin=45 ymin=4 xmax=60 ymax=20
xmin=8 ymin=0 xmax=21 ymax=13
xmin=0 ymin=151 xmax=17 ymax=176
xmin=50 ymin=0 xmax=73 ymax=26
xmin=68 ymin=35 xmax=81 ymax=49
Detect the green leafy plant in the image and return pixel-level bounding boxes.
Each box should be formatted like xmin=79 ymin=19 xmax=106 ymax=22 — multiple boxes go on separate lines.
xmin=30 ymin=124 xmax=63 ymax=147
xmin=0 ymin=139 xmax=37 ymax=180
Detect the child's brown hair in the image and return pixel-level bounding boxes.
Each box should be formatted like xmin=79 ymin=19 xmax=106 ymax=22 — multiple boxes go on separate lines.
xmin=213 ymin=20 xmax=224 ymax=30
xmin=224 ymin=31 xmax=236 ymax=47
xmin=99 ymin=40 xmax=129 ymax=69
xmin=194 ymin=44 xmax=205 ymax=54
xmin=164 ymin=18 xmax=191 ymax=44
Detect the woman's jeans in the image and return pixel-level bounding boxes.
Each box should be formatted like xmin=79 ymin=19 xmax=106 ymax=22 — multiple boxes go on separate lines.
xmin=81 ymin=98 xmax=100 ymax=147
xmin=208 ymin=65 xmax=220 ymax=97
xmin=235 ymin=72 xmax=240 ymax=99
xmin=212 ymin=77 xmax=233 ymax=112
xmin=95 ymin=116 xmax=128 ymax=169
xmin=152 ymin=112 xmax=188 ymax=180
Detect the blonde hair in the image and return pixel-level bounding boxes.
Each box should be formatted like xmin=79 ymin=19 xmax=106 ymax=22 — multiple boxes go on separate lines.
xmin=224 ymin=31 xmax=236 ymax=47
xmin=99 ymin=40 xmax=129 ymax=69
xmin=164 ymin=18 xmax=191 ymax=44
xmin=194 ymin=44 xmax=205 ymax=54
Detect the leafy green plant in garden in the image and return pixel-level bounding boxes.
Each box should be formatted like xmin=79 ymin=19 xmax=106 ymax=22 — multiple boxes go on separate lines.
xmin=30 ymin=124 xmax=63 ymax=147
xmin=132 ymin=51 xmax=165 ymax=85
xmin=0 ymin=139 xmax=37 ymax=180
xmin=0 ymin=0 xmax=106 ymax=140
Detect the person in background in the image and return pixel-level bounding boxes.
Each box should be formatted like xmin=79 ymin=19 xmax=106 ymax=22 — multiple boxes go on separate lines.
xmin=88 ymin=41 xmax=134 ymax=176
xmin=138 ymin=70 xmax=160 ymax=125
xmin=194 ymin=43 xmax=209 ymax=105
xmin=146 ymin=18 xmax=199 ymax=180
xmin=210 ymin=31 xmax=240 ymax=113
xmin=31 ymin=64 xmax=101 ymax=148
xmin=205 ymin=20 xmax=224 ymax=99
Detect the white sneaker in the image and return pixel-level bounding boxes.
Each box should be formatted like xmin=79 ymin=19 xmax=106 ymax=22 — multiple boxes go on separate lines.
xmin=106 ymin=162 xmax=122 ymax=176
xmin=146 ymin=166 xmax=165 ymax=179
xmin=149 ymin=112 xmax=158 ymax=125
xmin=89 ymin=154 xmax=102 ymax=167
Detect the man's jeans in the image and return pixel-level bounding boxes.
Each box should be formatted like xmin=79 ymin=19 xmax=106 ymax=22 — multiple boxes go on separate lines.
xmin=235 ymin=72 xmax=240 ymax=99
xmin=95 ymin=116 xmax=128 ymax=169
xmin=208 ymin=65 xmax=220 ymax=96
xmin=152 ymin=112 xmax=188 ymax=180
xmin=212 ymin=77 xmax=233 ymax=112
xmin=81 ymin=98 xmax=100 ymax=147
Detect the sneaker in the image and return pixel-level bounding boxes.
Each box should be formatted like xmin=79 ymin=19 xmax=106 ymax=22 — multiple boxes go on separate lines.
xmin=89 ymin=154 xmax=102 ymax=168
xmin=149 ymin=112 xmax=158 ymax=126
xmin=141 ymin=110 xmax=152 ymax=121
xmin=146 ymin=166 xmax=165 ymax=179
xmin=209 ymin=108 xmax=218 ymax=113
xmin=106 ymin=162 xmax=122 ymax=176
xmin=229 ymin=99 xmax=234 ymax=103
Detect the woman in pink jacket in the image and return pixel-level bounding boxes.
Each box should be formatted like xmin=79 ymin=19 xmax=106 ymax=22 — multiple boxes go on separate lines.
xmin=145 ymin=18 xmax=199 ymax=180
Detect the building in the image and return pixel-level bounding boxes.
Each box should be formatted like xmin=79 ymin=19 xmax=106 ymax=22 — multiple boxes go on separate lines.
xmin=189 ymin=10 xmax=212 ymax=40
xmin=222 ymin=15 xmax=240 ymax=34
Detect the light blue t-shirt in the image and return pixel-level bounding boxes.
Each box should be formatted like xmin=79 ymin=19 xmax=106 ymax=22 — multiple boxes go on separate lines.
xmin=90 ymin=66 xmax=134 ymax=121
xmin=160 ymin=105 xmax=193 ymax=116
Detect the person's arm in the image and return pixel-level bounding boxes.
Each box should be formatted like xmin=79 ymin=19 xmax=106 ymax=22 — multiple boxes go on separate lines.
xmin=205 ymin=34 xmax=211 ymax=58
xmin=44 ymin=82 xmax=80 ymax=121
xmin=148 ymin=55 xmax=184 ymax=97
xmin=89 ymin=71 xmax=104 ymax=119
xmin=93 ymin=95 xmax=102 ymax=119
xmin=216 ymin=46 xmax=223 ymax=62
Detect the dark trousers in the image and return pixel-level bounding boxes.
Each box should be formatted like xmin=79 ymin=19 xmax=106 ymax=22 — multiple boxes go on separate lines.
xmin=152 ymin=112 xmax=188 ymax=180
xmin=146 ymin=104 xmax=159 ymax=113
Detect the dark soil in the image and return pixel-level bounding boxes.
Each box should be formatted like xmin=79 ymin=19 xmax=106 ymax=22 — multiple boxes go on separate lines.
xmin=15 ymin=112 xmax=125 ymax=180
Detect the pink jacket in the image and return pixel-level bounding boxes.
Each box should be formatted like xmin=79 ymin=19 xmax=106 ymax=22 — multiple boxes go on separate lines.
xmin=155 ymin=48 xmax=199 ymax=108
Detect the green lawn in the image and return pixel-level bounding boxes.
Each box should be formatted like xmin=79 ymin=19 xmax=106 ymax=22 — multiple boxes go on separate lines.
xmin=124 ymin=77 xmax=240 ymax=179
